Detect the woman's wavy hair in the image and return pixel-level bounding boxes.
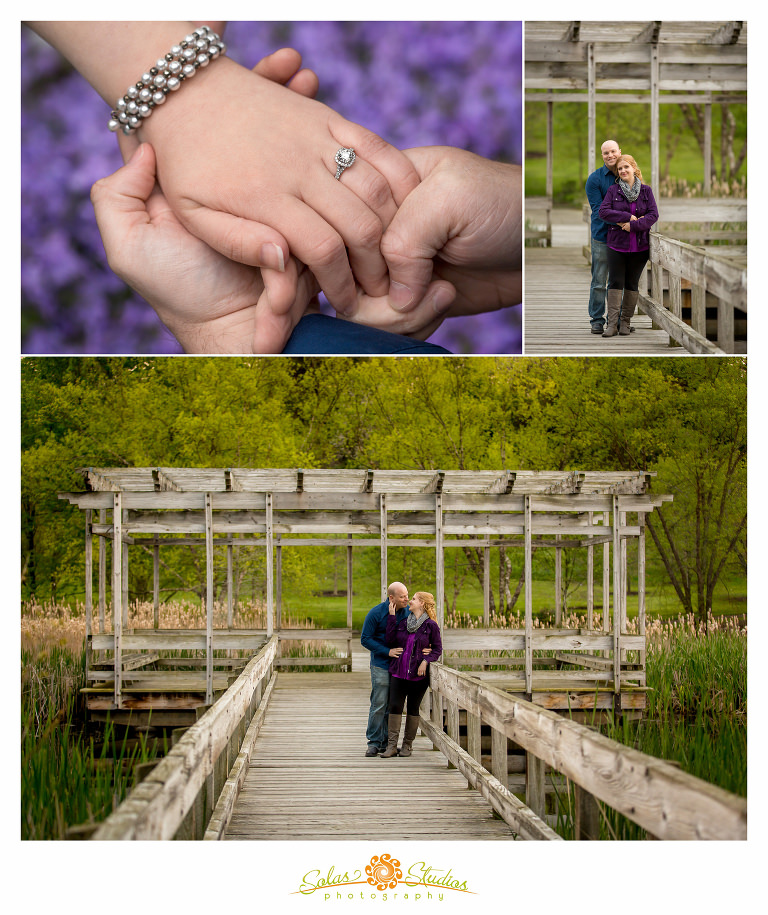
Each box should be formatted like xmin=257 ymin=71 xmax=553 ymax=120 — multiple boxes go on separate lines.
xmin=616 ymin=154 xmax=643 ymax=183
xmin=413 ymin=591 xmax=437 ymax=622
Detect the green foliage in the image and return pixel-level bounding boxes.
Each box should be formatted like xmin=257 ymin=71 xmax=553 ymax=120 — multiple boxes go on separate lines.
xmin=21 ymin=357 xmax=746 ymax=622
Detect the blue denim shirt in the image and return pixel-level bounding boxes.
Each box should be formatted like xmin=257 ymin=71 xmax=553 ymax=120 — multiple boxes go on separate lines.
xmin=585 ymin=165 xmax=617 ymax=243
xmin=361 ymin=599 xmax=408 ymax=669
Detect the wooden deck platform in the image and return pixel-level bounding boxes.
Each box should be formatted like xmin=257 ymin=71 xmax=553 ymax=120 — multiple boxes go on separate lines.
xmin=524 ymin=245 xmax=686 ymax=355
xmin=225 ymin=671 xmax=517 ymax=841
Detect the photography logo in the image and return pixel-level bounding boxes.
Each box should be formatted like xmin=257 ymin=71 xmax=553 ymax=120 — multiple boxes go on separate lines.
xmin=293 ymin=852 xmax=475 ymax=902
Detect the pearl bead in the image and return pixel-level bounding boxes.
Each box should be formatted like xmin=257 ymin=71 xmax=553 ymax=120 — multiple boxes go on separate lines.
xmin=184 ymin=33 xmax=196 ymax=44
xmin=138 ymin=105 xmax=151 ymax=118
xmin=168 ymin=59 xmax=182 ymax=74
xmin=118 ymin=112 xmax=129 ymax=123
xmin=196 ymin=38 xmax=208 ymax=50
xmin=126 ymin=100 xmax=138 ymax=114
xmin=195 ymin=26 xmax=207 ymax=36
xmin=182 ymin=47 xmax=196 ymax=61
xmin=170 ymin=45 xmax=182 ymax=57
xmin=108 ymin=119 xmax=120 ymax=132
xmin=196 ymin=53 xmax=209 ymax=67
xmin=167 ymin=77 xmax=181 ymax=91
xmin=128 ymin=115 xmax=140 ymax=128
xmin=139 ymin=87 xmax=152 ymax=102
xmin=126 ymin=86 xmax=139 ymax=99
xmin=182 ymin=63 xmax=196 ymax=78
xmin=156 ymin=58 xmax=167 ymax=70
xmin=122 ymin=125 xmax=133 ymax=135
xmin=141 ymin=72 xmax=152 ymax=85
xmin=153 ymin=74 xmax=166 ymax=88
xmin=116 ymin=97 xmax=127 ymax=111
xmin=152 ymin=90 xmax=166 ymax=104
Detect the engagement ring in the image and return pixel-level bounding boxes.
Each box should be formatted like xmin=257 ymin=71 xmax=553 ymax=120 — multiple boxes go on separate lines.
xmin=334 ymin=147 xmax=356 ymax=180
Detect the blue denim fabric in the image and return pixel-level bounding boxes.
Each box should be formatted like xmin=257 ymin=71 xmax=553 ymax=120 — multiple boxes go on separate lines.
xmin=366 ymin=664 xmax=391 ymax=750
xmin=588 ymin=238 xmax=610 ymax=326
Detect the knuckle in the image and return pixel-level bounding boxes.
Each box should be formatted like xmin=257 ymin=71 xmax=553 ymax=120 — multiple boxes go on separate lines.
xmin=360 ymin=172 xmax=392 ymax=213
xmin=352 ymin=213 xmax=383 ymax=250
xmin=90 ymin=177 xmax=110 ymax=208
xmin=306 ymin=232 xmax=346 ymax=270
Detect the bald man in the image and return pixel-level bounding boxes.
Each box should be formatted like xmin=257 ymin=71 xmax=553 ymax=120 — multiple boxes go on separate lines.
xmin=360 ymin=581 xmax=410 ymax=756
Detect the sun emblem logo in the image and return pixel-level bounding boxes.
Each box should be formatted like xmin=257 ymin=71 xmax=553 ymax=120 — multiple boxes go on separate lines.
xmin=365 ymin=853 xmax=402 ymax=890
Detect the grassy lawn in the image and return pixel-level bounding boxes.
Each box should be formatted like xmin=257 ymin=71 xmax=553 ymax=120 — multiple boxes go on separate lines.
xmin=280 ymin=573 xmax=746 ymax=629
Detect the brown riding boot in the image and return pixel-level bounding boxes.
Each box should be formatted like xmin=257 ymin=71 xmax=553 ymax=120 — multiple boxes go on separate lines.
xmin=398 ymin=715 xmax=421 ymax=757
xmin=601 ymin=289 xmax=622 ymax=337
xmin=380 ymin=714 xmax=402 ymax=757
xmin=619 ymin=290 xmax=638 ymax=335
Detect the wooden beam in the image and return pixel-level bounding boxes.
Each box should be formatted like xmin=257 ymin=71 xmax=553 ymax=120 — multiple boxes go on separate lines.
xmin=265 ymin=493 xmax=274 ymax=638
xmin=436 ymin=493 xmax=444 ymax=629
xmin=205 ymin=493 xmax=214 ymax=705
xmin=705 ymin=21 xmax=743 ymax=45
xmin=565 ymin=21 xmax=580 ymax=42
xmin=380 ymin=493 xmax=387 ymax=601
xmin=612 ymin=496 xmax=621 ymax=697
xmin=651 ymin=42 xmax=660 ymax=194
xmin=85 ymin=509 xmax=93 ymax=685
xmin=587 ymin=42 xmax=596 ymax=182
xmin=112 ymin=494 xmax=122 ymax=708
xmin=524 ymin=495 xmax=533 ymax=694
xmin=98 ymin=508 xmax=106 ymax=634
xmin=153 ymin=537 xmax=160 ymax=630
xmin=637 ymin=21 xmax=661 ymax=44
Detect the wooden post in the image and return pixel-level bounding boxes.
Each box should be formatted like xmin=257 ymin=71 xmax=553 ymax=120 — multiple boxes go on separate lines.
xmin=483 ymin=542 xmax=490 ymax=627
xmin=275 ymin=534 xmax=282 ymax=633
xmin=265 ymin=492 xmax=274 ymax=638
xmin=574 ymin=784 xmax=601 ymax=840
xmin=524 ymin=495 xmax=533 ymax=695
xmin=98 ymin=508 xmax=106 ymax=634
xmin=380 ymin=493 xmax=387 ymax=601
xmin=612 ymin=496 xmax=621 ymax=699
xmin=112 ymin=493 xmax=122 ymax=709
xmin=153 ymin=536 xmax=160 ymax=630
xmin=717 ymin=294 xmax=735 ymax=354
xmin=205 ymin=493 xmax=214 ymax=706
xmin=121 ymin=508 xmax=129 ymax=629
xmin=691 ymin=281 xmax=707 ymax=338
xmin=436 ymin=493 xmax=444 ymax=629
xmin=587 ymin=43 xmax=595 ymax=186
xmin=467 ymin=709 xmax=481 ymax=765
xmin=704 ymin=98 xmax=712 ymax=196
xmin=602 ymin=511 xmax=610 ymax=638
xmin=555 ymin=533 xmax=562 ymax=626
xmin=546 ymin=98 xmax=553 ymax=247
xmin=526 ymin=752 xmax=546 ymax=821
xmin=650 ymin=43 xmax=660 ymax=195
xmin=638 ymin=512 xmax=646 ymax=669
xmin=227 ymin=539 xmax=234 ymax=630
xmin=446 ymin=698 xmax=459 ymax=769
xmin=85 ymin=509 xmax=92 ymax=686
xmin=346 ymin=538 xmax=353 ymax=666
xmin=587 ymin=512 xmax=594 ymax=630
xmin=620 ymin=510 xmax=628 ymax=661
xmin=492 ymin=727 xmax=508 ymax=789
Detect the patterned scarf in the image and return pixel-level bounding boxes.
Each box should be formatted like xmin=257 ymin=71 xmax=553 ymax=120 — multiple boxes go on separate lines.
xmin=406 ymin=611 xmax=430 ymax=633
xmin=618 ymin=175 xmax=642 ymax=202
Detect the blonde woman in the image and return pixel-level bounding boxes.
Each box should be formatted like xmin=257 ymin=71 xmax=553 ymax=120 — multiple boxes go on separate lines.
xmin=598 ymin=155 xmax=659 ymax=336
xmin=381 ymin=591 xmax=442 ymax=757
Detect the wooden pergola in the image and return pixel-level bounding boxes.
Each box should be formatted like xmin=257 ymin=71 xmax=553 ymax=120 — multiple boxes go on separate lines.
xmin=60 ymin=468 xmax=672 ymax=720
xmin=525 ymin=20 xmax=747 ymax=200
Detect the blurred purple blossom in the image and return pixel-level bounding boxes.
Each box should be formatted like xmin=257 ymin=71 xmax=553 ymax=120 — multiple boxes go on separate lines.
xmin=21 ymin=21 xmax=521 ymax=354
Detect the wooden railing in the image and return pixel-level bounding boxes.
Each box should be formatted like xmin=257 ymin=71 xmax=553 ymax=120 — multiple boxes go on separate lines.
xmin=93 ymin=636 xmax=277 ymax=840
xmin=640 ymin=232 xmax=746 ymax=354
xmin=525 ymin=196 xmax=553 ymax=246
xmin=425 ymin=663 xmax=747 ymax=840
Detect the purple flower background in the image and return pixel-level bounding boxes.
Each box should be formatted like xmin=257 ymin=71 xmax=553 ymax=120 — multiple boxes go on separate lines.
xmin=21 ymin=21 xmax=522 ymax=355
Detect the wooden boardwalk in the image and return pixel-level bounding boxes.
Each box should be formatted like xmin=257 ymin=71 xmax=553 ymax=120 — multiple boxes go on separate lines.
xmin=225 ymin=669 xmax=516 ymax=841
xmin=524 ymin=245 xmax=686 ymax=355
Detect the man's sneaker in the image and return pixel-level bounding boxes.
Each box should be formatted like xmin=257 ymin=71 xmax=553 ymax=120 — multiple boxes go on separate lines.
xmin=365 ymin=746 xmax=379 ymax=757
xmin=591 ymin=324 xmax=604 ymax=334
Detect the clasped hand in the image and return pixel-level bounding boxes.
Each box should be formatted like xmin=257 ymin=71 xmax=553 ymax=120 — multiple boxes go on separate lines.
xmin=91 ymin=49 xmax=521 ymax=353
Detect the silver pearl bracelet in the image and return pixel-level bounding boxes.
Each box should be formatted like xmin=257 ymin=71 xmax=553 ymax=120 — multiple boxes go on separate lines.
xmin=107 ymin=25 xmax=226 ymax=135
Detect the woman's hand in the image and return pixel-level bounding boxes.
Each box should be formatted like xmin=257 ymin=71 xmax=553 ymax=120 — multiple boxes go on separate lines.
xmin=90 ymin=49 xmax=323 ymax=353
xmin=388 ymin=598 xmax=397 ymax=615
xmin=417 ymin=661 xmax=428 ymax=677
xmin=389 ymin=647 xmax=404 ymax=658
xmin=139 ymin=56 xmax=421 ymax=317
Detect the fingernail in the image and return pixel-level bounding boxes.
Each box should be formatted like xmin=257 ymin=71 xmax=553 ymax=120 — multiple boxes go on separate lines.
xmin=260 ymin=243 xmax=285 ymax=273
xmin=430 ymin=285 xmax=455 ymax=314
xmin=390 ymin=282 xmax=414 ymax=312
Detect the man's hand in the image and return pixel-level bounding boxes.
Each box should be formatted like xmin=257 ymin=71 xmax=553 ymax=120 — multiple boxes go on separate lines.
xmin=343 ymin=147 xmax=522 ymax=338
xmin=389 ymin=647 xmax=404 ymax=658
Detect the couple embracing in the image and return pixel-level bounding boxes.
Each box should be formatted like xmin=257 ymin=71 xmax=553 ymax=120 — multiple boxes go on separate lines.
xmin=361 ymin=582 xmax=443 ymax=758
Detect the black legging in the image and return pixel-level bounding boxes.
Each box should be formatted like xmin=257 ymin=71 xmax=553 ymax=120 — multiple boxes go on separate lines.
xmin=388 ymin=675 xmax=430 ymax=716
xmin=606 ymin=248 xmax=648 ymax=292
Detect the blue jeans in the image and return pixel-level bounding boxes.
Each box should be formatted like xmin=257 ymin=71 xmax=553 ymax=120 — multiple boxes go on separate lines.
xmin=588 ymin=238 xmax=609 ymax=326
xmin=366 ymin=665 xmax=391 ymax=749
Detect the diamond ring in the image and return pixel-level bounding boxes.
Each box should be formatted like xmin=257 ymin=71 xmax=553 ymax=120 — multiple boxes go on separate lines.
xmin=334 ymin=147 xmax=356 ymax=180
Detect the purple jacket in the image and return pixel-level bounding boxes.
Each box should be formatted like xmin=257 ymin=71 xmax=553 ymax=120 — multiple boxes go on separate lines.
xmin=598 ymin=183 xmax=659 ymax=253
xmin=386 ymin=613 xmax=442 ymax=680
